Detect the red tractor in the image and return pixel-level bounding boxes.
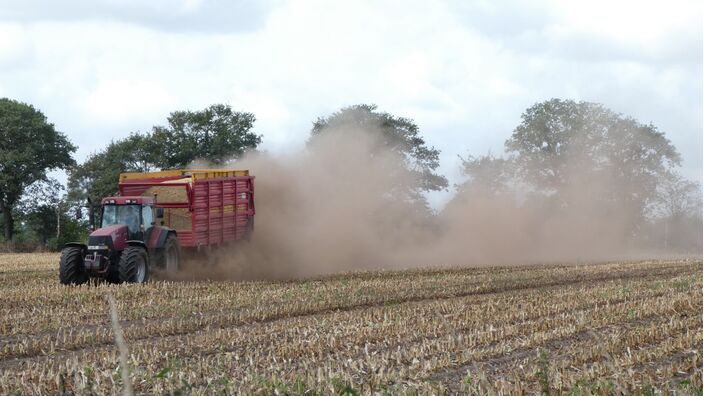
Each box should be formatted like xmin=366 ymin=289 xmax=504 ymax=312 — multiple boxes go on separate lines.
xmin=60 ymin=196 xmax=178 ymax=284
xmin=60 ymin=169 xmax=255 ymax=284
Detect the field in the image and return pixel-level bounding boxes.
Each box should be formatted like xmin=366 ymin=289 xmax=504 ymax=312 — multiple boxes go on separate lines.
xmin=0 ymin=253 xmax=701 ymax=394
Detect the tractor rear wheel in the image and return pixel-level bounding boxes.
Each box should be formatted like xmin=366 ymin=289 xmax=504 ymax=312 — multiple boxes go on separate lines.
xmin=59 ymin=247 xmax=88 ymax=285
xmin=118 ymin=246 xmax=149 ymax=284
xmin=163 ymin=234 xmax=180 ymax=275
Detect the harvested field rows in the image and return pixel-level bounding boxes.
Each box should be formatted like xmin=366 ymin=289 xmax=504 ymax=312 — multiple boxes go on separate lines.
xmin=0 ymin=254 xmax=701 ymax=394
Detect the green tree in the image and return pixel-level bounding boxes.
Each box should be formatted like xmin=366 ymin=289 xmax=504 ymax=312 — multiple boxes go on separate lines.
xmin=17 ymin=179 xmax=64 ymax=246
xmin=651 ymin=172 xmax=702 ymax=251
xmin=68 ymin=133 xmax=155 ymax=227
xmin=504 ymin=99 xmax=681 ymax=222
xmin=16 ymin=178 xmax=89 ymax=250
xmin=0 ymin=98 xmax=75 ymax=240
xmin=311 ymin=104 xmax=448 ymax=201
xmin=151 ymin=104 xmax=261 ymax=168
xmin=458 ymin=153 xmax=512 ymax=197
xmin=654 ymin=172 xmax=702 ymax=220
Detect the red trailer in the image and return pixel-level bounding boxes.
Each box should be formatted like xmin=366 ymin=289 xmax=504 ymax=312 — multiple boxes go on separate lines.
xmin=118 ymin=169 xmax=255 ymax=249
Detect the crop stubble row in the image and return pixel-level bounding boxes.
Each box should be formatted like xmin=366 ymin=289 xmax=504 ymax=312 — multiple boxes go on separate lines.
xmin=0 ymin=254 xmax=700 ymax=394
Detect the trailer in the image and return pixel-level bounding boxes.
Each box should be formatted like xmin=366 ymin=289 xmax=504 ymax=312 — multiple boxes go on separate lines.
xmin=59 ymin=169 xmax=255 ymax=285
xmin=119 ymin=169 xmax=255 ymax=249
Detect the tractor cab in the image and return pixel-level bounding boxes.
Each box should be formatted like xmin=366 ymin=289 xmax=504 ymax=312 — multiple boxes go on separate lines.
xmin=100 ymin=196 xmax=156 ymax=240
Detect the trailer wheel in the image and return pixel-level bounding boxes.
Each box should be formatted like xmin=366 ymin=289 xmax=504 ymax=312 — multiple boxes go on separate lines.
xmin=163 ymin=234 xmax=180 ymax=275
xmin=243 ymin=215 xmax=254 ymax=241
xmin=59 ymin=247 xmax=88 ymax=285
xmin=118 ymin=246 xmax=149 ymax=284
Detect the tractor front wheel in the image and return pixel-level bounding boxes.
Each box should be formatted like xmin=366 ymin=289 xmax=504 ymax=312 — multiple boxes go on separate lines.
xmin=118 ymin=246 xmax=149 ymax=284
xmin=59 ymin=247 xmax=88 ymax=285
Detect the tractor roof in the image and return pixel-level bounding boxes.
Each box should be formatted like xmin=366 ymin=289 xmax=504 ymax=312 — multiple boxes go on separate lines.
xmin=101 ymin=196 xmax=155 ymax=205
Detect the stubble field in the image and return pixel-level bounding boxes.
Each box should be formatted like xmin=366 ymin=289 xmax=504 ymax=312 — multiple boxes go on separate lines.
xmin=0 ymin=253 xmax=701 ymax=394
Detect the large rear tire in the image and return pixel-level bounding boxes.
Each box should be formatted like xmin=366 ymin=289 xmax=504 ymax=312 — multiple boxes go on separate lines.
xmin=163 ymin=234 xmax=180 ymax=275
xmin=59 ymin=247 xmax=88 ymax=285
xmin=118 ymin=246 xmax=149 ymax=284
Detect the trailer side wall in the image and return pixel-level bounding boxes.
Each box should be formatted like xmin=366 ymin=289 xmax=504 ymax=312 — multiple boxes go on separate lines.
xmin=192 ymin=177 xmax=254 ymax=247
xmin=119 ymin=171 xmax=254 ymax=249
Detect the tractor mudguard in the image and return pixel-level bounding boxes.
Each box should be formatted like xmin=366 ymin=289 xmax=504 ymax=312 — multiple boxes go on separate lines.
xmin=63 ymin=242 xmax=87 ymax=253
xmin=156 ymin=230 xmax=177 ymax=249
xmin=127 ymin=240 xmax=148 ymax=249
xmin=148 ymin=227 xmax=176 ymax=250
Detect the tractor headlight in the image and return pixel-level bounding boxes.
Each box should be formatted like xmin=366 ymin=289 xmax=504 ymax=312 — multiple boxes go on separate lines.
xmin=88 ymin=245 xmax=109 ymax=251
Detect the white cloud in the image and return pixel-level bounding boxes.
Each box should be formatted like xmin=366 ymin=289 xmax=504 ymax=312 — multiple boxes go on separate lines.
xmin=553 ymin=0 xmax=698 ymax=44
xmin=80 ymin=79 xmax=175 ymax=124
xmin=0 ymin=0 xmax=278 ymax=33
xmin=0 ymin=0 xmax=700 ymax=205
xmin=229 ymin=87 xmax=292 ymax=147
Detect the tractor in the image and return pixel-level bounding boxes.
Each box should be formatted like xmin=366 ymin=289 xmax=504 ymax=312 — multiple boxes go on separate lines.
xmin=59 ymin=196 xmax=179 ymax=284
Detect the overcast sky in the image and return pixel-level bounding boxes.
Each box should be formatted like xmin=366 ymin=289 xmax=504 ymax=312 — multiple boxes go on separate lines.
xmin=0 ymin=0 xmax=701 ymax=207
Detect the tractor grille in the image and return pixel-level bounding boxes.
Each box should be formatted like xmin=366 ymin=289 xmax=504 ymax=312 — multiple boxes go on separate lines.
xmin=88 ymin=235 xmax=113 ymax=251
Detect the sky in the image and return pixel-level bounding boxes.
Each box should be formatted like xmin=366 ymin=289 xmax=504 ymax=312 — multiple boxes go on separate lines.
xmin=0 ymin=0 xmax=701 ymax=207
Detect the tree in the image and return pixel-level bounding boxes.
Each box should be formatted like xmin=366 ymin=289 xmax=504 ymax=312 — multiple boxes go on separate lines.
xmin=504 ymin=99 xmax=681 ymax=223
xmin=646 ymin=172 xmax=703 ymax=251
xmin=458 ymin=153 xmax=513 ymax=197
xmin=16 ymin=179 xmax=88 ymax=250
xmin=653 ymin=172 xmax=702 ymax=220
xmin=151 ymin=104 xmax=261 ymax=168
xmin=17 ymin=179 xmax=64 ymax=246
xmin=0 ymin=98 xmax=75 ymax=240
xmin=67 ymin=133 xmax=155 ymax=228
xmin=118 ymin=132 xmax=159 ymax=171
xmin=311 ymin=104 xmax=448 ymax=202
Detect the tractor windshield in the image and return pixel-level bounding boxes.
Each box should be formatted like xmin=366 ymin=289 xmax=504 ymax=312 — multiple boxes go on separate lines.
xmin=102 ymin=205 xmax=141 ymax=234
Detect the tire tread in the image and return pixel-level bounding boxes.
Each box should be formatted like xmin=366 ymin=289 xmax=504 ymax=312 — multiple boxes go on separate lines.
xmin=59 ymin=247 xmax=87 ymax=285
xmin=118 ymin=246 xmax=149 ymax=283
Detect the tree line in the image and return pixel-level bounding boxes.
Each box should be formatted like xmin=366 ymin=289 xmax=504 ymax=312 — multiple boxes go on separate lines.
xmin=0 ymin=97 xmax=700 ymax=252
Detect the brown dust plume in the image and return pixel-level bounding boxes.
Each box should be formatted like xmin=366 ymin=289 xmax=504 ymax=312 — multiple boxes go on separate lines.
xmin=176 ymin=125 xmax=698 ymax=280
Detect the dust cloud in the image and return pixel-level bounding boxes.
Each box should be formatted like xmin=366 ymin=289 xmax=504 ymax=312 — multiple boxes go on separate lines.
xmin=183 ymin=128 xmax=433 ymax=280
xmin=178 ymin=125 xmax=699 ymax=281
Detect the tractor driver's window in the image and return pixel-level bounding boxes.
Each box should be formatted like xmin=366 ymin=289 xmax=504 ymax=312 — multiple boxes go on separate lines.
xmin=119 ymin=206 xmax=140 ymax=235
xmin=142 ymin=205 xmax=154 ymax=229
